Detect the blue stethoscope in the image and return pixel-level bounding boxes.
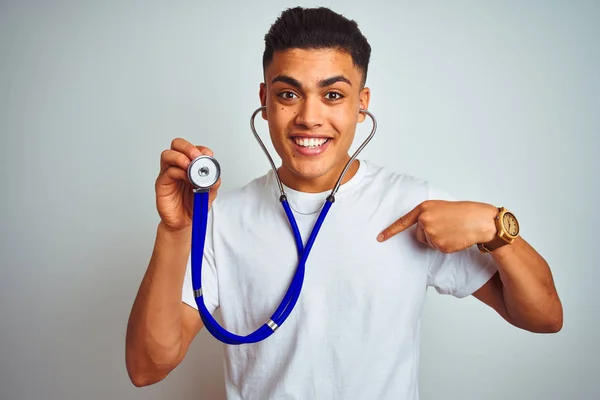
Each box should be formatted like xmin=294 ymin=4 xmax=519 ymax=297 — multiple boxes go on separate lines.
xmin=188 ymin=106 xmax=377 ymax=345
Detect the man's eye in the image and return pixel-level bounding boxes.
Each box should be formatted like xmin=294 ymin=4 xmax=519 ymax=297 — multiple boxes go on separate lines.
xmin=326 ymin=92 xmax=344 ymax=100
xmin=279 ymin=91 xmax=299 ymax=100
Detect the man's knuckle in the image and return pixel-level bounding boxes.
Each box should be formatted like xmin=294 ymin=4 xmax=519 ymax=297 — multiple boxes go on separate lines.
xmin=438 ymin=240 xmax=451 ymax=253
xmin=420 ymin=214 xmax=434 ymax=228
xmin=171 ymin=138 xmax=182 ymax=148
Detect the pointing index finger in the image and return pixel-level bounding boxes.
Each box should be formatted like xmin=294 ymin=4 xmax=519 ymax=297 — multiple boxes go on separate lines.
xmin=377 ymin=204 xmax=421 ymax=242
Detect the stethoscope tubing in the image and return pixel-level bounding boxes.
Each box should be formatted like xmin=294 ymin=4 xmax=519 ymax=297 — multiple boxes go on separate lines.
xmin=192 ymin=191 xmax=324 ymax=344
xmin=191 ymin=106 xmax=377 ymax=345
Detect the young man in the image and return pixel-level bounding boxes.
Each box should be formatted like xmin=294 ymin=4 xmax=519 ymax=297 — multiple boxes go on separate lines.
xmin=126 ymin=7 xmax=562 ymax=399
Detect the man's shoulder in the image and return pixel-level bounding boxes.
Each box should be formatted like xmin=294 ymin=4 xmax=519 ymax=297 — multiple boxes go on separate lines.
xmin=360 ymin=159 xmax=455 ymax=202
xmin=361 ymin=159 xmax=431 ymax=193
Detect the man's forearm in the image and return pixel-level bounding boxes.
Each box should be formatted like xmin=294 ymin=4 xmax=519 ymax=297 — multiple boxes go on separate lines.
xmin=492 ymin=237 xmax=563 ymax=333
xmin=126 ymin=222 xmax=191 ymax=382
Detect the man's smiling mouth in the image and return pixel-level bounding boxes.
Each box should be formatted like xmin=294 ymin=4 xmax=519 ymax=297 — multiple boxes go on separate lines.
xmin=292 ymin=137 xmax=331 ymax=148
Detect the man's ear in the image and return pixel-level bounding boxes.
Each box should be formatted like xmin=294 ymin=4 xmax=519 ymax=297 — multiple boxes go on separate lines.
xmin=259 ymin=83 xmax=267 ymax=120
xmin=358 ymin=87 xmax=371 ymax=123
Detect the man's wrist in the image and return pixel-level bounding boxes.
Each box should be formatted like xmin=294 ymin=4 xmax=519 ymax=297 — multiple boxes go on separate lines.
xmin=157 ymin=221 xmax=192 ymax=243
xmin=479 ymin=204 xmax=500 ymax=244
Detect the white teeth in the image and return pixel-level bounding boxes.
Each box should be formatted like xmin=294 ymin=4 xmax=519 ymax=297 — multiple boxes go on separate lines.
xmin=294 ymin=137 xmax=329 ymax=148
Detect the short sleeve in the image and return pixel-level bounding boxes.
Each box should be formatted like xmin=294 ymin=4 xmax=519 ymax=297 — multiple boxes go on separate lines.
xmin=425 ymin=184 xmax=498 ymax=298
xmin=427 ymin=247 xmax=497 ymax=298
xmin=181 ymin=208 xmax=219 ymax=314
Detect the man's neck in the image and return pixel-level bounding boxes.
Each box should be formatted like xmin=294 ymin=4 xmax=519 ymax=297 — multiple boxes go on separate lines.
xmin=277 ymin=159 xmax=359 ymax=193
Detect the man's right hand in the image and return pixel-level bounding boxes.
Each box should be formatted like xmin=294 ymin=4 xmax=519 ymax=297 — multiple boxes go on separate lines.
xmin=126 ymin=138 xmax=216 ymax=387
xmin=156 ymin=138 xmax=221 ymax=232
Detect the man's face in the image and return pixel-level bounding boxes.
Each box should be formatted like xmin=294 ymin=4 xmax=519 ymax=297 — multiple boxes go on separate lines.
xmin=260 ymin=48 xmax=370 ymax=192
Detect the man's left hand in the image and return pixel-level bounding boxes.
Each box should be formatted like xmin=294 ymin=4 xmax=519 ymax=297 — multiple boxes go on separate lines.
xmin=377 ymin=200 xmax=499 ymax=253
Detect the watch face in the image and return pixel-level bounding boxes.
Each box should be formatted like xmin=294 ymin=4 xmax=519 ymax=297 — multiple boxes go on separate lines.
xmin=502 ymin=213 xmax=519 ymax=236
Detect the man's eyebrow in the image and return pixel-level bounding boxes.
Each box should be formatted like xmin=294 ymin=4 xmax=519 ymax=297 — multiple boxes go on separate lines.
xmin=271 ymin=75 xmax=352 ymax=88
xmin=319 ymin=75 xmax=352 ymax=87
xmin=271 ymin=75 xmax=302 ymax=89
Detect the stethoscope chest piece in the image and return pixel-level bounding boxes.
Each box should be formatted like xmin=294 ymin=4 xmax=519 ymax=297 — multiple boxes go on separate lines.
xmin=188 ymin=155 xmax=221 ymax=191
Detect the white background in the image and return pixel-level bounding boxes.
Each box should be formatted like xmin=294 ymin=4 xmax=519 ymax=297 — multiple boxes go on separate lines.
xmin=1 ymin=1 xmax=598 ymax=399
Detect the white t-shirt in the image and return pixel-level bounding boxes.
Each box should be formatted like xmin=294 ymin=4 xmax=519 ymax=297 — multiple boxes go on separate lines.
xmin=182 ymin=159 xmax=497 ymax=400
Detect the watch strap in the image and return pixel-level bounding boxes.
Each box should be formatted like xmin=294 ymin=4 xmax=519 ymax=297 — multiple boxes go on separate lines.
xmin=478 ymin=236 xmax=511 ymax=253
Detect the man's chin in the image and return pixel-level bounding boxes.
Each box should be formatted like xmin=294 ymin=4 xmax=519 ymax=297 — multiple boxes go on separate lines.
xmin=278 ymin=159 xmax=327 ymax=182
xmin=288 ymin=159 xmax=328 ymax=176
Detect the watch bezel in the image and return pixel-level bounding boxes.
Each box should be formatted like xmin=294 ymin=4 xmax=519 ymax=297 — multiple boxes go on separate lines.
xmin=496 ymin=207 xmax=519 ymax=242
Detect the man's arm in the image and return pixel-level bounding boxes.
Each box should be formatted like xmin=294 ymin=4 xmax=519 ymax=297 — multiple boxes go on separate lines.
xmin=377 ymin=200 xmax=563 ymax=333
xmin=472 ymin=237 xmax=563 ymax=333
xmin=125 ymin=222 xmax=203 ymax=387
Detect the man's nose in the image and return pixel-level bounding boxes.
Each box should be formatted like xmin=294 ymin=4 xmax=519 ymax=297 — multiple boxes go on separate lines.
xmin=294 ymin=96 xmax=324 ymax=129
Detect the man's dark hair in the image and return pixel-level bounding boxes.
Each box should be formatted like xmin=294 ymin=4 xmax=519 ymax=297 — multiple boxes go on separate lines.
xmin=263 ymin=7 xmax=372 ymax=87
